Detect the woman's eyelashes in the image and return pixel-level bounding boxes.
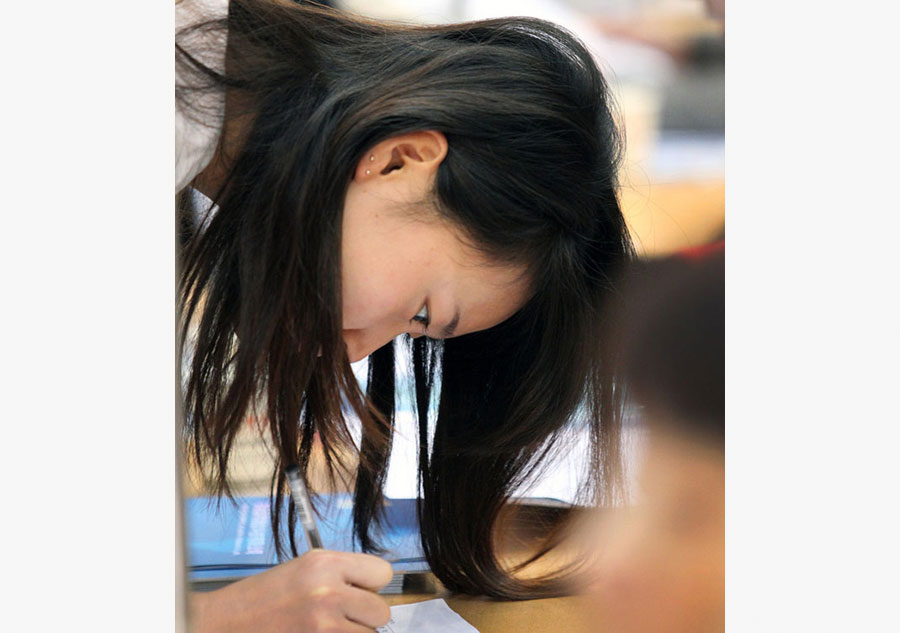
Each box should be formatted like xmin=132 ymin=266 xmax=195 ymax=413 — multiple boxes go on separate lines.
xmin=411 ymin=304 xmax=430 ymax=330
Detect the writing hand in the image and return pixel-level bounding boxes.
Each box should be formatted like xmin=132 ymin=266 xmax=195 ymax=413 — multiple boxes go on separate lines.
xmin=191 ymin=549 xmax=393 ymax=633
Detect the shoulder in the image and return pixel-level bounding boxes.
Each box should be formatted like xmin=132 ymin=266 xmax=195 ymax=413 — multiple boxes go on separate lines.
xmin=176 ymin=0 xmax=229 ymax=31
xmin=175 ymin=0 xmax=230 ymax=193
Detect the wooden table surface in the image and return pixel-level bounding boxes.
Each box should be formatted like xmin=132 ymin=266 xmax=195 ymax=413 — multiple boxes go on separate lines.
xmin=385 ymin=590 xmax=590 ymax=633
xmin=379 ymin=504 xmax=594 ymax=633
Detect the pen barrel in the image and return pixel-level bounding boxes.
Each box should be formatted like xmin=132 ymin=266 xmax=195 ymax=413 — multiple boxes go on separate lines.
xmin=285 ymin=465 xmax=325 ymax=550
xmin=306 ymin=530 xmax=323 ymax=549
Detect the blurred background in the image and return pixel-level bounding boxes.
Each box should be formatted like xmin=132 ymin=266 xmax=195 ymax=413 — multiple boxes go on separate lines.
xmin=338 ymin=0 xmax=726 ymax=255
xmin=183 ymin=0 xmax=724 ymax=504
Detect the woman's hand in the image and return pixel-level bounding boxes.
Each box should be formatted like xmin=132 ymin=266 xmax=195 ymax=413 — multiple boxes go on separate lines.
xmin=191 ymin=549 xmax=394 ymax=633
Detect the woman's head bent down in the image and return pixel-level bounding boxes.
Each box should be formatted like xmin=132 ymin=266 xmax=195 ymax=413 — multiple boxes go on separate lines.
xmin=178 ymin=0 xmax=632 ymax=599
xmin=340 ymin=130 xmax=532 ymax=363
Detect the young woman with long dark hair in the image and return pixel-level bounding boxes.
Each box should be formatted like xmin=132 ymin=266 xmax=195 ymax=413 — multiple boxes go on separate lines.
xmin=177 ymin=1 xmax=633 ymax=630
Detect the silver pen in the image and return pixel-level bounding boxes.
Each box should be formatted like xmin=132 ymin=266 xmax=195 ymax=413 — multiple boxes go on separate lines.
xmin=285 ymin=464 xmax=324 ymax=549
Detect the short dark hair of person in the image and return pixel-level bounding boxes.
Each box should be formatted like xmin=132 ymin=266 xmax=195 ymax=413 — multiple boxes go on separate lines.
xmin=177 ymin=0 xmax=633 ymax=598
xmin=613 ymin=243 xmax=724 ymax=448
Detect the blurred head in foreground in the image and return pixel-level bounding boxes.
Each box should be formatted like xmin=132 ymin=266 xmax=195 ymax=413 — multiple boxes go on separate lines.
xmin=582 ymin=242 xmax=724 ymax=633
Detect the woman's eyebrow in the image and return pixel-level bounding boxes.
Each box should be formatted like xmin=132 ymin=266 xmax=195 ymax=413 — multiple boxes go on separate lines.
xmin=440 ymin=308 xmax=461 ymax=338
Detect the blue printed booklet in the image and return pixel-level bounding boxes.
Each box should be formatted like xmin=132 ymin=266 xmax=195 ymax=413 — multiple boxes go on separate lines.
xmin=185 ymin=494 xmax=428 ymax=586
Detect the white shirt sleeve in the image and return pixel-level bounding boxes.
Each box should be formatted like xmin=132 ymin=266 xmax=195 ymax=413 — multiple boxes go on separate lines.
xmin=175 ymin=0 xmax=230 ymax=193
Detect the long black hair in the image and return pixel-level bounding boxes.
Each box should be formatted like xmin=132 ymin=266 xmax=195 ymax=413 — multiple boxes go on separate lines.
xmin=177 ymin=0 xmax=633 ymax=598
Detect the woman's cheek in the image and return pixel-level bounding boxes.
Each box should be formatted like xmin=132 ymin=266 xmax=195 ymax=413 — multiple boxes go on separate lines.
xmin=342 ymin=284 xmax=397 ymax=332
xmin=341 ymin=271 xmax=380 ymax=328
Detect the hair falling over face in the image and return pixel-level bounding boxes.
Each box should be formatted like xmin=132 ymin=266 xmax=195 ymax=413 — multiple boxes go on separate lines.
xmin=177 ymin=0 xmax=633 ymax=599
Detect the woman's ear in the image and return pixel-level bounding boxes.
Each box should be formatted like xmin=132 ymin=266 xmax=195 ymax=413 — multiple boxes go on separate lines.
xmin=354 ymin=130 xmax=448 ymax=182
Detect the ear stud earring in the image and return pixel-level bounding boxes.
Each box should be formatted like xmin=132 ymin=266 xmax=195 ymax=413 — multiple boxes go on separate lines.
xmin=365 ymin=169 xmax=371 ymax=175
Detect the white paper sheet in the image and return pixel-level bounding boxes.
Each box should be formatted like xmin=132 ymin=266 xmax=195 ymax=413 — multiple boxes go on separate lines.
xmin=377 ymin=599 xmax=480 ymax=633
